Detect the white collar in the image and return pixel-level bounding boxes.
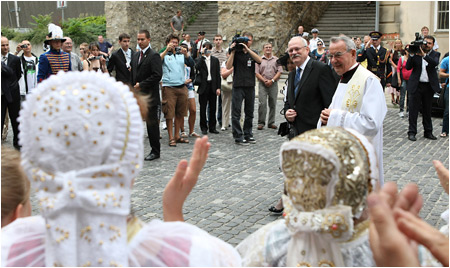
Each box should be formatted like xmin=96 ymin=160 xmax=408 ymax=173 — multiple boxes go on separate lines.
xmin=297 ymin=56 xmax=310 ymax=71
xmin=141 ymin=45 xmax=150 ymax=54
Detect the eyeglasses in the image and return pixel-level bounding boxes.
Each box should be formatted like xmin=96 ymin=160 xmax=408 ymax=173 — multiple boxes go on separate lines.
xmin=317 ymin=43 xmax=323 ymax=46
xmin=288 ymin=46 xmax=307 ymax=53
xmin=328 ymin=50 xmax=350 ymax=59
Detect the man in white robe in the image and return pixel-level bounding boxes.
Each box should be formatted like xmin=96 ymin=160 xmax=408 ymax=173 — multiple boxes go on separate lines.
xmin=318 ymin=36 xmax=387 ymax=185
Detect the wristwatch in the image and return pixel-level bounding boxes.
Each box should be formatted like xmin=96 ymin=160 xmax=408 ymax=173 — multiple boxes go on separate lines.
xmin=271 ymin=79 xmax=275 ymax=83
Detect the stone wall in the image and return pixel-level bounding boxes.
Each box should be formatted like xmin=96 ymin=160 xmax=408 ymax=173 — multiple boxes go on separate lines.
xmin=218 ymin=1 xmax=329 ymax=55
xmin=106 ymin=1 xmax=205 ymax=51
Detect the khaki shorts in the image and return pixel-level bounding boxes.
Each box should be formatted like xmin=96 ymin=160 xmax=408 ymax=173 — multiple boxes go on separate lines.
xmin=162 ymin=86 xmax=188 ymax=119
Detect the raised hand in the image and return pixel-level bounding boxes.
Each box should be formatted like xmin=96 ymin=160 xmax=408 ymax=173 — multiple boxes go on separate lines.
xmin=162 ymin=136 xmax=211 ymax=221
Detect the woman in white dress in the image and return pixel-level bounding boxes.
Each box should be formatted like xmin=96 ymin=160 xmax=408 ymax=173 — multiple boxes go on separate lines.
xmin=1 ymin=71 xmax=241 ymax=267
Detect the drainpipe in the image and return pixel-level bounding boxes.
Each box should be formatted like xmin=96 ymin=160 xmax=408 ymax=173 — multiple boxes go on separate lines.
xmin=14 ymin=1 xmax=20 ymax=28
xmin=375 ymin=1 xmax=379 ymax=31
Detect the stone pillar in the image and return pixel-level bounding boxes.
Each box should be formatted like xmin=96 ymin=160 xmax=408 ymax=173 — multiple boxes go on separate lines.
xmin=218 ymin=1 xmax=328 ymax=56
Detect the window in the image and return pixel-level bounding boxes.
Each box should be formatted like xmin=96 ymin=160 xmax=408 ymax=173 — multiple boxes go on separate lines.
xmin=437 ymin=1 xmax=449 ymax=30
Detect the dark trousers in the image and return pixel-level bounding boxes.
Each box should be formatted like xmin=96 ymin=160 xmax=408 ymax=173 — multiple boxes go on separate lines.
xmin=199 ymin=82 xmax=217 ymax=132
xmin=408 ymin=82 xmax=434 ymax=136
xmin=443 ymin=87 xmax=449 ymax=134
xmin=146 ymin=103 xmax=160 ymax=155
xmin=1 ymin=95 xmax=20 ymax=146
xmin=231 ymin=86 xmax=255 ymax=141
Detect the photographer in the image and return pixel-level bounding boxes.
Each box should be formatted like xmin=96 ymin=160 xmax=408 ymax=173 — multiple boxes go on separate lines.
xmin=14 ymin=40 xmax=38 ymax=99
xmin=226 ymin=32 xmax=261 ymax=145
xmin=82 ymin=42 xmax=107 ymax=73
xmin=405 ymin=35 xmax=440 ymax=141
xmin=160 ymin=34 xmax=190 ymax=147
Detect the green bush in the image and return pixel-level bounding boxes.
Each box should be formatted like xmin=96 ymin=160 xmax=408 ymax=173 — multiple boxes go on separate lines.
xmin=14 ymin=13 xmax=52 ymax=43
xmin=62 ymin=15 xmax=106 ymax=44
xmin=11 ymin=13 xmax=106 ymax=45
xmin=1 ymin=27 xmax=17 ymax=40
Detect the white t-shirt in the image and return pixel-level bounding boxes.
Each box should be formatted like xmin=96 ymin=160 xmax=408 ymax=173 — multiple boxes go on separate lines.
xmin=19 ymin=55 xmax=38 ymax=95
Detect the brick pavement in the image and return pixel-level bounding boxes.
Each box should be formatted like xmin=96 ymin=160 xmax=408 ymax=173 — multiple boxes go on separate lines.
xmin=4 ymin=97 xmax=448 ymax=247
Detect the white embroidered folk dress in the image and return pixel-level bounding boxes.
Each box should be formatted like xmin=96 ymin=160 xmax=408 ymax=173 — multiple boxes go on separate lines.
xmin=1 ymin=71 xmax=241 ymax=267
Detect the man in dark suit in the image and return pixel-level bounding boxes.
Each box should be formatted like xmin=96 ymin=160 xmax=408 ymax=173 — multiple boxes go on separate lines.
xmin=284 ymin=36 xmax=337 ymax=136
xmin=108 ymin=33 xmax=133 ymax=85
xmin=406 ymin=35 xmax=440 ymax=141
xmin=1 ymin=36 xmax=22 ymax=150
xmin=195 ymin=42 xmax=221 ymax=134
xmin=131 ymin=30 xmax=163 ymax=161
xmin=357 ymin=31 xmax=392 ymax=89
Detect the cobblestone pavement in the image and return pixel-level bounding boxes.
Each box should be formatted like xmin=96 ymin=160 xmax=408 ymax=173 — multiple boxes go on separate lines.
xmin=5 ymin=96 xmax=448 ymax=247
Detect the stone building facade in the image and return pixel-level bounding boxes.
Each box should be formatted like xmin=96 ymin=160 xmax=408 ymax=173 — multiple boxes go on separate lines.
xmin=105 ymin=1 xmax=328 ymax=55
xmin=217 ymin=1 xmax=329 ymax=54
xmin=105 ymin=1 xmax=204 ymax=51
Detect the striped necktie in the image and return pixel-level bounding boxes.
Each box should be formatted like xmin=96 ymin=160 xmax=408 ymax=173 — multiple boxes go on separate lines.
xmin=294 ymin=67 xmax=302 ymax=96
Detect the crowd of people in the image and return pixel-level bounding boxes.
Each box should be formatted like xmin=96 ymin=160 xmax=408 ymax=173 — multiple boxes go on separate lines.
xmin=1 ymin=11 xmax=449 ymax=267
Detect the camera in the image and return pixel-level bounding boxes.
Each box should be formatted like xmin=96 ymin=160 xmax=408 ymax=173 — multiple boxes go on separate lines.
xmin=175 ymin=47 xmax=182 ymax=54
xmin=88 ymin=55 xmax=106 ymax=61
xmin=408 ymin=32 xmax=426 ymax=54
xmin=229 ymin=30 xmax=249 ymax=52
xmin=20 ymin=44 xmax=28 ymax=49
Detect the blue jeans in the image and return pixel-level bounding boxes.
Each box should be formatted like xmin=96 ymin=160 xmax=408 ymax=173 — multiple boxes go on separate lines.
xmin=399 ymin=80 xmax=409 ymax=112
xmin=443 ymin=87 xmax=449 ymax=134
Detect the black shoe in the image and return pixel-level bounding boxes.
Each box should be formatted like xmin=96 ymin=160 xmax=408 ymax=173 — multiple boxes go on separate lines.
xmin=209 ymin=129 xmax=219 ymax=134
xmin=201 ymin=130 xmax=208 ymax=135
xmin=424 ymin=133 xmax=437 ymax=140
xmin=235 ymin=140 xmax=249 ymax=146
xmin=13 ymin=144 xmax=21 ymax=151
xmin=268 ymin=206 xmax=284 ymax=213
xmin=244 ymin=137 xmax=256 ymax=144
xmin=145 ymin=153 xmax=160 ymax=161
xmin=408 ymin=134 xmax=417 ymax=141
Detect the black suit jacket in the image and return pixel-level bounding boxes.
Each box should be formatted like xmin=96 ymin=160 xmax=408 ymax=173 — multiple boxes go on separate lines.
xmin=1 ymin=54 xmax=22 ymax=103
xmin=108 ymin=48 xmax=134 ymax=85
xmin=284 ymin=58 xmax=338 ymax=135
xmin=195 ymin=55 xmax=221 ymax=95
xmin=130 ymin=48 xmax=162 ymax=106
xmin=405 ymin=50 xmax=440 ymax=94
xmin=357 ymin=46 xmax=392 ymax=84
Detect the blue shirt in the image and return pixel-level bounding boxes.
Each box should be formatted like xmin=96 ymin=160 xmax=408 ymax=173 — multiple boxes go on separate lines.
xmin=162 ymin=53 xmax=185 ymax=87
xmin=98 ymin=41 xmax=112 ymax=54
xmin=440 ymin=56 xmax=449 ymax=87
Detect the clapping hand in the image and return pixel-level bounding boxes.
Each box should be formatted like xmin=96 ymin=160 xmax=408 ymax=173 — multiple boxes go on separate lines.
xmin=368 ymin=182 xmax=423 ymax=267
xmin=162 ymin=136 xmax=211 ymax=221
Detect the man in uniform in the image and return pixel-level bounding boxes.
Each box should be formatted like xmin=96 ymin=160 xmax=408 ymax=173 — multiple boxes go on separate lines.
xmin=319 ymin=35 xmax=387 ymax=184
xmin=37 ymin=24 xmax=71 ymax=82
xmin=357 ymin=31 xmax=391 ymax=90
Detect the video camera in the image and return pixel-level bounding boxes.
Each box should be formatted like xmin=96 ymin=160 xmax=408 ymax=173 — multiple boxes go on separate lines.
xmin=408 ymin=32 xmax=426 ymax=54
xmin=229 ymin=30 xmax=249 ymax=52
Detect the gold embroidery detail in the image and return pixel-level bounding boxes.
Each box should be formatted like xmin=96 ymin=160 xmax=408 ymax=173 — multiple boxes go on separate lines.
xmin=318 ymin=260 xmax=335 ymax=267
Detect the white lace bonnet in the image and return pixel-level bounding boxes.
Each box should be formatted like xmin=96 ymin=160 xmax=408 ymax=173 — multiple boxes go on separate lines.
xmin=279 ymin=127 xmax=378 ymax=267
xmin=18 ymin=71 xmax=144 ymax=267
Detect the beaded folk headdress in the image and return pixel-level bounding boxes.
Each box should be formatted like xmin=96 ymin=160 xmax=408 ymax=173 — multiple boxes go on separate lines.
xmin=18 ymin=71 xmax=144 ymax=266
xmin=279 ymin=127 xmax=379 ymax=267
